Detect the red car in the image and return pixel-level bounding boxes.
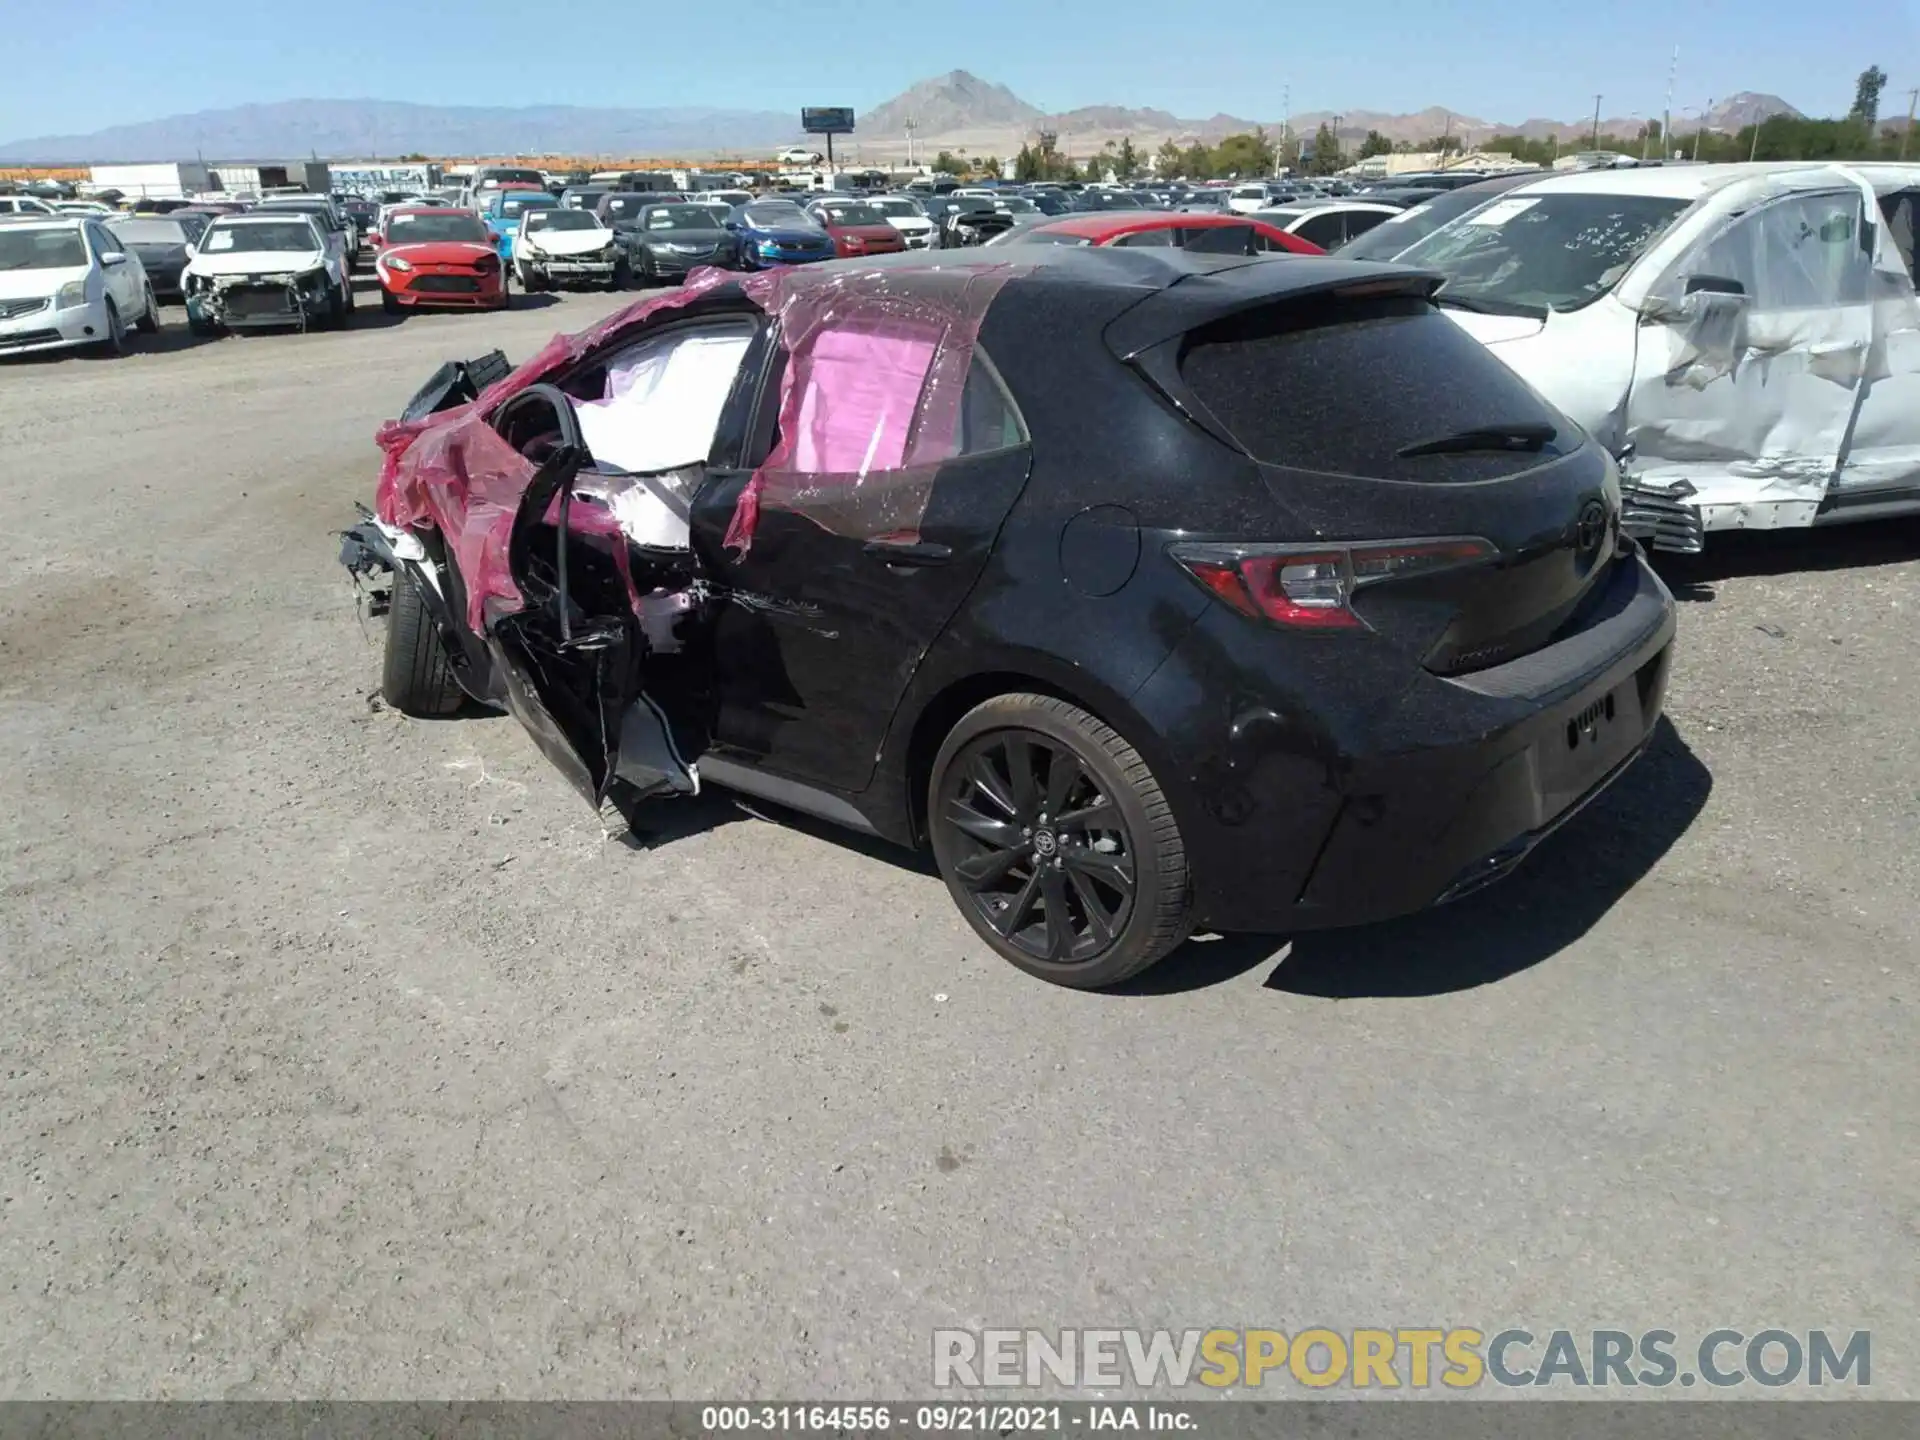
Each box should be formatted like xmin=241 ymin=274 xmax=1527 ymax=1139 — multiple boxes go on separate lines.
xmin=999 ymin=210 xmax=1325 ymax=255
xmin=806 ymin=198 xmax=908 ymax=258
xmin=373 ymin=207 xmax=507 ymax=313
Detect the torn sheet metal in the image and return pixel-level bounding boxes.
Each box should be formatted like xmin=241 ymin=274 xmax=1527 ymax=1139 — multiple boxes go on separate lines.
xmin=375 ymin=269 xmax=735 ymax=632
xmin=722 ymin=262 xmax=1023 ymax=553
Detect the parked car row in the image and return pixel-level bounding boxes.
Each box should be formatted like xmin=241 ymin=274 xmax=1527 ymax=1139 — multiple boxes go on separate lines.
xmin=16 ymin=158 xmax=1920 ymax=565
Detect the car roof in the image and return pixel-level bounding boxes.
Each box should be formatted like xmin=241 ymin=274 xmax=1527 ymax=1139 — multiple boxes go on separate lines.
xmin=0 ymin=215 xmax=83 ymax=230
xmin=389 ymin=205 xmax=473 ymax=217
xmin=1025 ymin=211 xmax=1249 ymax=240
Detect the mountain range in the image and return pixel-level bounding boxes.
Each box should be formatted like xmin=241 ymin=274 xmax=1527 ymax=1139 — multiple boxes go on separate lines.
xmin=0 ymin=73 xmax=1804 ymax=164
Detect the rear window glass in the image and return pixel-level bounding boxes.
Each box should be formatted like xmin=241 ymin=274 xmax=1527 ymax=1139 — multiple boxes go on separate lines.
xmin=1179 ymin=294 xmax=1577 ymax=483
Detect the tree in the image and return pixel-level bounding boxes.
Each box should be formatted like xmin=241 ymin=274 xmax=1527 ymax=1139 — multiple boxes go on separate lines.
xmin=1307 ymin=122 xmax=1342 ymax=175
xmin=1113 ymin=137 xmax=1140 ymax=180
xmin=977 ymin=154 xmax=1002 ymax=179
xmin=1357 ymin=130 xmax=1392 ymax=160
xmin=1211 ymin=129 xmax=1276 ymax=178
xmin=1851 ymin=65 xmax=1889 ymax=127
xmin=1182 ymin=141 xmax=1213 ymax=180
xmin=932 ymin=150 xmax=962 ymax=177
xmin=1154 ymin=139 xmax=1184 ymax=176
xmin=1014 ymin=143 xmax=1042 ymax=182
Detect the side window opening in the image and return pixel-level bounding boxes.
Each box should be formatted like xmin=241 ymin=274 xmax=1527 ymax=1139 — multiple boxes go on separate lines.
xmin=567 ymin=316 xmax=758 ymax=475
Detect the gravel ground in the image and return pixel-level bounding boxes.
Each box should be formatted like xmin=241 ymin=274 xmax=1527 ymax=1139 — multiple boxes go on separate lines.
xmin=0 ymin=286 xmax=1914 ymax=1400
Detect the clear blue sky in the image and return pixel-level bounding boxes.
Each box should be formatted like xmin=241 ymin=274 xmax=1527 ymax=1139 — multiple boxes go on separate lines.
xmin=3 ymin=0 xmax=1909 ymax=143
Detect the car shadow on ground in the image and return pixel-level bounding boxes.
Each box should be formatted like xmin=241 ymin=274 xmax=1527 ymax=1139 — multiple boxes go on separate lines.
xmin=1656 ymin=518 xmax=1920 ymax=602
xmin=1117 ymin=716 xmax=1712 ymax=999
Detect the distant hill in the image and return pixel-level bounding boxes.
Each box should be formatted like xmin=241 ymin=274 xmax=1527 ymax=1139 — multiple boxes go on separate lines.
xmin=1705 ymin=92 xmax=1803 ymax=131
xmin=862 ymin=71 xmax=1044 ymax=142
xmin=0 ymin=78 xmax=1812 ymax=165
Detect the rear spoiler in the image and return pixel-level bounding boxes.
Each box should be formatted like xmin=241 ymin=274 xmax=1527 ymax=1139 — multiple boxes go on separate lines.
xmin=1103 ymin=260 xmax=1444 ymax=361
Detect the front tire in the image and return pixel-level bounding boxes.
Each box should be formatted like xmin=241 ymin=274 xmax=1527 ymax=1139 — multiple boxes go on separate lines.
xmin=381 ymin=571 xmax=464 ymax=716
xmin=93 ymin=298 xmax=128 ymax=357
xmin=134 ymin=284 xmax=159 ymax=334
xmin=928 ymin=694 xmax=1191 ymax=988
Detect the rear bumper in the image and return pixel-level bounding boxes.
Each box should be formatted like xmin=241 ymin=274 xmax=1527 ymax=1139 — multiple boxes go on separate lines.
xmin=1136 ymin=550 xmax=1677 ymax=932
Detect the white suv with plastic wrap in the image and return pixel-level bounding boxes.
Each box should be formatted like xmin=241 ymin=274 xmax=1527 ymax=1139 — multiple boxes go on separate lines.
xmin=1397 ymin=162 xmax=1920 ymax=549
xmin=0 ymin=217 xmax=159 ymax=357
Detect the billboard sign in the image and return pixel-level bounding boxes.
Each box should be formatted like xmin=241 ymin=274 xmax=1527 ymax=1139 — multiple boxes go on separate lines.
xmin=801 ymin=107 xmax=855 ymax=135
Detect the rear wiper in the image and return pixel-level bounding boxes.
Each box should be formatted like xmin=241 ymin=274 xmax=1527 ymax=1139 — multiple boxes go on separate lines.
xmin=1398 ymin=423 xmax=1557 ymax=459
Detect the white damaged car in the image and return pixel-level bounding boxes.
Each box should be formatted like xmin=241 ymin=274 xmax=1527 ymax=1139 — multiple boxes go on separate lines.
xmin=510 ymin=208 xmax=625 ymax=291
xmin=0 ymin=216 xmax=159 ymax=357
xmin=1397 ymin=161 xmax=1920 ymax=549
xmin=181 ymin=212 xmax=356 ymax=334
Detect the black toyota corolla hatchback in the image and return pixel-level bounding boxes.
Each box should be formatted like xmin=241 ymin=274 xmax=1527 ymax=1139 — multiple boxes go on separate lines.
xmin=345 ymin=247 xmax=1675 ymax=988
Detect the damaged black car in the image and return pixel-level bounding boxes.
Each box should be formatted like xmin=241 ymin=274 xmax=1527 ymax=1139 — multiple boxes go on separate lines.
xmin=343 ymin=249 xmax=1675 ymax=989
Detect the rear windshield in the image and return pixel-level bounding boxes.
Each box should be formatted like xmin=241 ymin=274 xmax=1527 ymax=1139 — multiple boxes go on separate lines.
xmin=1179 ymin=294 xmax=1577 ymax=482
xmin=816 ymin=202 xmax=885 ymax=225
xmin=1396 ymin=192 xmax=1688 ymax=315
xmin=108 ymin=219 xmax=191 ymax=245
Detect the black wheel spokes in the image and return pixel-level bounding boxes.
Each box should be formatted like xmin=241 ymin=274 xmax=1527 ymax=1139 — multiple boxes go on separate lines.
xmin=945 ymin=731 xmax=1136 ymax=965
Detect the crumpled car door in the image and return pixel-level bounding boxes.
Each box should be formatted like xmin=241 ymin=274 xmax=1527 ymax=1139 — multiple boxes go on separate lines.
xmin=483 ymin=385 xmax=703 ymax=809
xmin=1625 ymin=170 xmax=1875 ymax=527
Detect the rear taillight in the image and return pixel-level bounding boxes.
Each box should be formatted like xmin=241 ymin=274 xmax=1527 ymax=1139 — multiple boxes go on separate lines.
xmin=1170 ymin=538 xmax=1495 ymax=630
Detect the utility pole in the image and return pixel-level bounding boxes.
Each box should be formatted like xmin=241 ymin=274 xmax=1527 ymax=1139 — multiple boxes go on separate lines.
xmin=1282 ymin=84 xmax=1292 ymax=171
xmin=1663 ymin=45 xmax=1678 ymax=160
xmin=1591 ymin=94 xmax=1603 ymax=148
xmin=1694 ymin=99 xmax=1711 ymax=161
xmin=1904 ymin=89 xmax=1919 ymax=160
xmin=905 ymin=118 xmax=916 ymax=168
xmin=1749 ymin=117 xmax=1761 ymax=162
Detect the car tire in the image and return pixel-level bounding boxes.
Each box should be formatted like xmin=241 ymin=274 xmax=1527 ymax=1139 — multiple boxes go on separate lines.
xmin=611 ymin=259 xmax=631 ymax=291
xmin=381 ymin=288 xmax=401 ymax=315
xmin=929 ymin=693 xmax=1192 ymax=989
xmin=186 ymin=305 xmax=218 ymax=337
xmin=93 ymin=298 xmax=128 ymax=357
xmin=380 ymin=571 xmax=464 ymax=716
xmin=134 ymin=284 xmax=159 ymax=334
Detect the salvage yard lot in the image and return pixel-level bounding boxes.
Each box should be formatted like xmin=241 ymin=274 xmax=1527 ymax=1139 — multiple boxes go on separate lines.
xmin=1 ymin=286 xmax=1915 ymax=1396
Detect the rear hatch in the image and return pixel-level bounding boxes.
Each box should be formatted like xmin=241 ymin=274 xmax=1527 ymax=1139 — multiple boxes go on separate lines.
xmin=1117 ymin=271 xmax=1620 ymax=673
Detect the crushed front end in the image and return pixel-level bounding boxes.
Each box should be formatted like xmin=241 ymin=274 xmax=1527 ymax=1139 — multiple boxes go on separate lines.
xmin=185 ymin=268 xmax=334 ymax=330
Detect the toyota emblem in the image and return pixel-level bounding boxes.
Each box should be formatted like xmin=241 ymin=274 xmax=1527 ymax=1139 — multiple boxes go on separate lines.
xmin=1576 ymin=500 xmax=1609 ymax=554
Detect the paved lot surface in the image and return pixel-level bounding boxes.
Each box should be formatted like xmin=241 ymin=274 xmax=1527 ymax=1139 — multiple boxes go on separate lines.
xmin=1 ymin=284 xmax=1915 ymax=1399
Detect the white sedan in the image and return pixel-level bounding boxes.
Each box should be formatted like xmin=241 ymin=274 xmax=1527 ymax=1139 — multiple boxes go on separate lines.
xmin=0 ymin=217 xmax=159 ymax=357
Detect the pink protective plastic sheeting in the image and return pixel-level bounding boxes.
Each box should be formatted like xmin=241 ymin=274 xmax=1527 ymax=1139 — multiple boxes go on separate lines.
xmin=723 ymin=260 xmax=1026 ymax=553
xmin=374 ymin=269 xmax=735 ymax=632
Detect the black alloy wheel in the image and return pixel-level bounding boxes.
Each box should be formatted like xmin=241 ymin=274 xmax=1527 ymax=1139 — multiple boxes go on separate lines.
xmin=930 ymin=694 xmax=1191 ymax=988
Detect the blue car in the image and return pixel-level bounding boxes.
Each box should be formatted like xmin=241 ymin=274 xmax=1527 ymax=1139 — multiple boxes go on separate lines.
xmin=481 ymin=190 xmax=562 ymax=261
xmin=726 ymin=200 xmax=836 ymax=269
